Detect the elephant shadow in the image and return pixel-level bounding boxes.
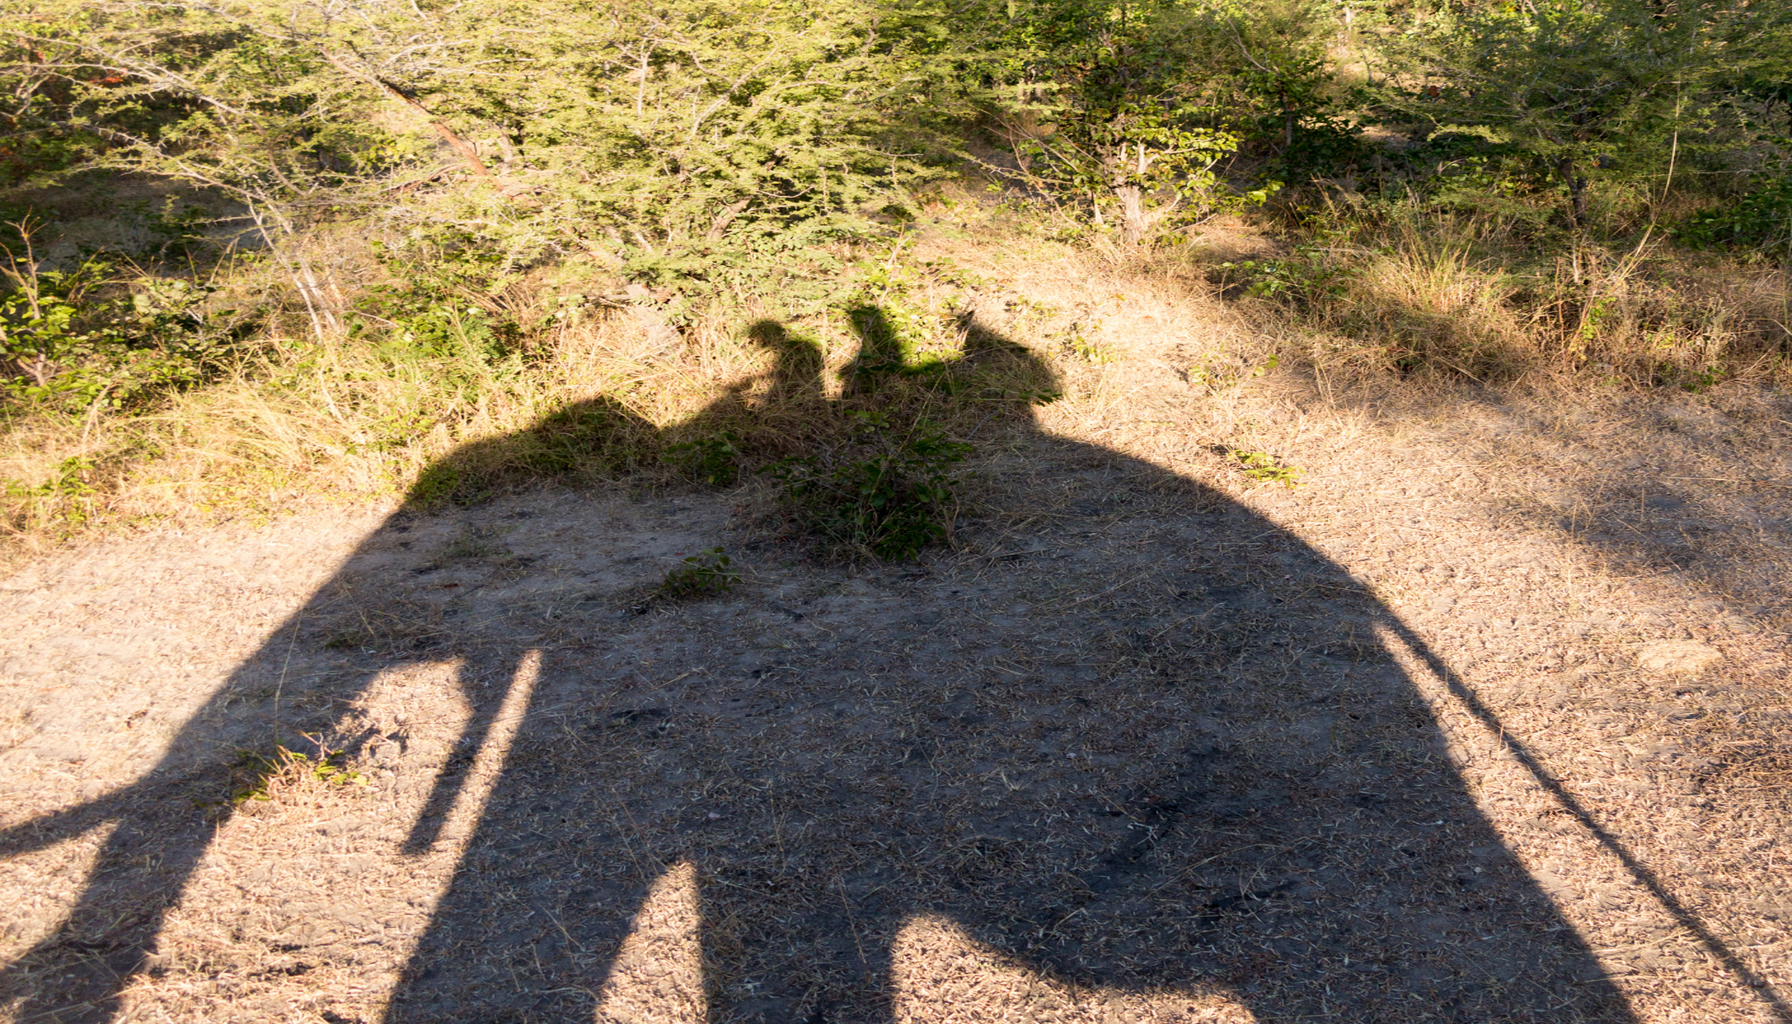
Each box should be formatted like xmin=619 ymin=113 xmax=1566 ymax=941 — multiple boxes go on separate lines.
xmin=0 ymin=309 xmax=1636 ymax=1024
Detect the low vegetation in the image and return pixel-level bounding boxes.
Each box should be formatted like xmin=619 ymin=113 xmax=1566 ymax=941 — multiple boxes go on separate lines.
xmin=0 ymin=0 xmax=1789 ymax=560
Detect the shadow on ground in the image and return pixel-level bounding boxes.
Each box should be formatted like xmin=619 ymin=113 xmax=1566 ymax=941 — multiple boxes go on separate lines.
xmin=0 ymin=313 xmax=1642 ymax=1023
xmin=1428 ymin=388 xmax=1792 ymax=636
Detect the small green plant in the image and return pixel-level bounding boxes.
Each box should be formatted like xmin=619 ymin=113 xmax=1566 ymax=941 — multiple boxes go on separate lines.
xmin=4 ymin=455 xmax=97 ymax=525
xmin=1228 ymin=449 xmax=1303 ymax=488
xmin=767 ymin=411 xmax=971 ymax=560
xmin=11 ymin=454 xmax=94 ymax=500
xmin=658 ymin=547 xmax=741 ymax=599
xmin=1061 ymin=321 xmax=1116 ymax=364
xmin=229 ymin=740 xmax=366 ymax=804
xmin=665 ymin=431 xmax=741 ymax=486
xmin=1186 ymin=355 xmax=1279 ymax=391
xmin=1576 ymin=295 xmax=1618 ymax=347
xmin=1669 ymin=364 xmax=1726 ymax=393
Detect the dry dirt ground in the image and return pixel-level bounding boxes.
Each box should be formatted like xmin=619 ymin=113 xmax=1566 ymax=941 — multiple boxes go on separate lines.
xmin=2 ymin=246 xmax=1791 ymax=1024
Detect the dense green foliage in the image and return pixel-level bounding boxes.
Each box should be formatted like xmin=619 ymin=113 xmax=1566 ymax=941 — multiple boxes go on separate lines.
xmin=0 ymin=243 xmax=244 ymax=410
xmin=1382 ymin=0 xmax=1792 ymax=226
xmin=3 ymin=0 xmax=964 ymax=293
xmin=6 ymin=0 xmax=1788 ymax=273
xmin=1 ymin=0 xmax=1789 ymax=425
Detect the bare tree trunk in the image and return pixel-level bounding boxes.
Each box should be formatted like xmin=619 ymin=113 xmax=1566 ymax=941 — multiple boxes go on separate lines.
xmin=1558 ymin=156 xmax=1588 ymax=226
xmin=1109 ymin=143 xmax=1184 ymax=246
xmin=1114 ymin=184 xmax=1149 ymax=246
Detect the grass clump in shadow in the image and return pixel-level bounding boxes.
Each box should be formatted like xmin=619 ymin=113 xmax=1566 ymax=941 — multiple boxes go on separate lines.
xmin=765 ymin=410 xmax=971 ymax=561
xmin=657 ymin=547 xmax=741 ymax=600
xmin=664 ymin=431 xmax=742 ymax=486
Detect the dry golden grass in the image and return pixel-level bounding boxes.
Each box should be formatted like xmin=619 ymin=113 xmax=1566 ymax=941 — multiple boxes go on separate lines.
xmin=1237 ymin=205 xmax=1792 ymax=388
xmin=0 ymin=301 xmax=763 ymax=557
xmin=6 ymin=188 xmax=1789 ymax=568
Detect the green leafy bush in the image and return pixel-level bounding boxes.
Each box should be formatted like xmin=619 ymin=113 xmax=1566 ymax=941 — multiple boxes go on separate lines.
xmin=1677 ymin=175 xmax=1792 ymax=255
xmin=972 ymin=0 xmax=1248 ymax=243
xmin=1219 ymin=242 xmax=1355 ymax=305
xmin=18 ymin=0 xmax=965 ymax=308
xmin=0 ymin=244 xmax=236 ymax=411
xmin=1375 ymin=0 xmax=1792 ymax=226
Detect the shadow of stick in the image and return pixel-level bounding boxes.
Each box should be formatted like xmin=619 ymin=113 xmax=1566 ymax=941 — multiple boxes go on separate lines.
xmin=1385 ymin=620 xmax=1792 ymax=1023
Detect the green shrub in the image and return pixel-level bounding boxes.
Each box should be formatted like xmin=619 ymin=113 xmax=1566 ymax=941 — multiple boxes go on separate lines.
xmin=1677 ymin=175 xmax=1792 ymax=256
xmin=0 ymin=241 xmax=237 ymax=411
xmin=657 ymin=547 xmax=742 ymax=600
xmin=766 ymin=410 xmax=970 ymax=560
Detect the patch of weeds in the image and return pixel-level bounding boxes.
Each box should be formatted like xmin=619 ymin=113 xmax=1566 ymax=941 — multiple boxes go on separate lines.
xmin=658 ymin=547 xmax=741 ymax=600
xmin=3 ymin=455 xmax=96 ymax=524
xmin=404 ymin=396 xmax=654 ymax=506
xmin=1 ymin=221 xmax=245 ymax=412
xmin=1060 ymin=321 xmax=1116 ymax=363
xmin=1187 ymin=355 xmax=1279 ymax=391
xmin=767 ymin=410 xmax=971 ymax=560
xmin=442 ymin=529 xmax=502 ymax=560
xmin=1227 ymin=449 xmax=1303 ymax=488
xmin=1001 ymin=296 xmax=1060 ymax=330
xmin=665 ymin=431 xmax=741 ymax=486
xmin=348 ymin=409 xmax=436 ymax=455
xmin=406 ymin=462 xmax=463 ymax=505
xmin=1664 ymin=363 xmax=1727 ymax=393
xmin=322 ymin=631 xmax=370 ymax=652
xmin=1218 ymin=241 xmax=1355 ymax=306
xmin=229 ymin=739 xmax=366 ymax=804
xmin=1575 ymin=294 xmax=1618 ymax=352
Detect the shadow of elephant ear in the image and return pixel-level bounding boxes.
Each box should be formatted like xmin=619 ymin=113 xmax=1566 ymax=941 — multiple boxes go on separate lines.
xmin=406 ymin=395 xmax=660 ymax=507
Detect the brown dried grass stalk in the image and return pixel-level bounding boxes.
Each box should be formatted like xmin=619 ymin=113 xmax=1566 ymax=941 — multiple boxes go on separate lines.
xmin=1283 ymin=212 xmax=1792 ymax=386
